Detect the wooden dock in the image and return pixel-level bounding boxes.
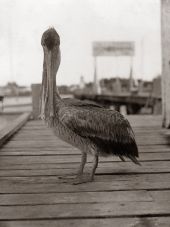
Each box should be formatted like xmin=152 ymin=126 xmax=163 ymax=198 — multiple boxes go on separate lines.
xmin=0 ymin=115 xmax=170 ymax=226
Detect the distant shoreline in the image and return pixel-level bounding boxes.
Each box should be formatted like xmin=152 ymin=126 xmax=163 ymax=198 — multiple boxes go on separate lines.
xmin=0 ymin=94 xmax=73 ymax=113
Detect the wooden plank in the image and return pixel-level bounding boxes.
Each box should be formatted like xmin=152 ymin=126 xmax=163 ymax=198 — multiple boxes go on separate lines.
xmin=0 ymin=161 xmax=170 ymax=176
xmin=0 ymin=190 xmax=169 ymax=206
xmin=127 ymin=115 xmax=162 ymax=126
xmin=0 ymin=173 xmax=170 ymax=193
xmin=0 ymin=190 xmax=152 ymax=205
xmin=0 ymin=217 xmax=170 ymax=227
xmin=0 ymin=159 xmax=168 ymax=170
xmin=151 ymin=190 xmax=170 ymax=201
xmin=0 ymin=113 xmax=31 ymax=147
xmin=0 ymin=201 xmax=170 ymax=220
xmin=0 ymin=152 xmax=169 ymax=166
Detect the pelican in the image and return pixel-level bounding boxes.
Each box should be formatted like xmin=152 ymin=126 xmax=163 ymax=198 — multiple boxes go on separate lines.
xmin=40 ymin=28 xmax=140 ymax=184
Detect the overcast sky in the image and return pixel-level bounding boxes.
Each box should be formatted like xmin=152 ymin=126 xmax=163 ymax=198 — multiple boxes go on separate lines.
xmin=0 ymin=0 xmax=161 ymax=86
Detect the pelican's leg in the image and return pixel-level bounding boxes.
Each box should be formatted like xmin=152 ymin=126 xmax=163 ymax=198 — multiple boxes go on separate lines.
xmin=76 ymin=152 xmax=87 ymax=177
xmin=89 ymin=154 xmax=98 ymax=181
xmin=72 ymin=154 xmax=99 ymax=185
xmin=58 ymin=152 xmax=87 ymax=181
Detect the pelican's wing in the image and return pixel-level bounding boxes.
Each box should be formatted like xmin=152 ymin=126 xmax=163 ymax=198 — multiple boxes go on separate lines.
xmin=59 ymin=100 xmax=130 ymax=140
xmin=58 ymin=101 xmax=139 ymax=161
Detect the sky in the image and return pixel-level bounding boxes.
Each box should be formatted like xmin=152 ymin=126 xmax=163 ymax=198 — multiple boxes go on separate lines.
xmin=0 ymin=0 xmax=161 ymax=86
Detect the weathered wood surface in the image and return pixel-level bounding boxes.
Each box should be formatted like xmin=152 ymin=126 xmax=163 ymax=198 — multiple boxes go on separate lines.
xmin=0 ymin=112 xmax=31 ymax=147
xmin=0 ymin=217 xmax=169 ymax=227
xmin=0 ymin=115 xmax=170 ymax=226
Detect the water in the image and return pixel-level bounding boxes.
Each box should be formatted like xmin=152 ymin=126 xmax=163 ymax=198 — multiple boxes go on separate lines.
xmin=0 ymin=94 xmax=74 ymax=131
xmin=1 ymin=96 xmax=32 ymax=113
xmin=3 ymin=96 xmax=32 ymax=106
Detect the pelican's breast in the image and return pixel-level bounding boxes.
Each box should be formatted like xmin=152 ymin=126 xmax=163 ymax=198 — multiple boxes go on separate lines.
xmin=52 ymin=119 xmax=97 ymax=156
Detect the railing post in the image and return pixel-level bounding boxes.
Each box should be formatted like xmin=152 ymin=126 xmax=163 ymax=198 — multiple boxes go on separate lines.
xmin=161 ymin=0 xmax=170 ymax=128
xmin=31 ymin=84 xmax=41 ymax=119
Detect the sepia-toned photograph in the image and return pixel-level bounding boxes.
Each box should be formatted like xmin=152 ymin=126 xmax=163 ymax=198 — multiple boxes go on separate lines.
xmin=0 ymin=0 xmax=169 ymax=226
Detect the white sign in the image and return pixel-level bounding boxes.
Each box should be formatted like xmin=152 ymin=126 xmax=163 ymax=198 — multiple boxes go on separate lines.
xmin=93 ymin=41 xmax=134 ymax=56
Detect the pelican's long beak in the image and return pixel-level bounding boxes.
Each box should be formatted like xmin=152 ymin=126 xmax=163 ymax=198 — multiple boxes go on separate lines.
xmin=46 ymin=50 xmax=55 ymax=118
xmin=40 ymin=46 xmax=60 ymax=126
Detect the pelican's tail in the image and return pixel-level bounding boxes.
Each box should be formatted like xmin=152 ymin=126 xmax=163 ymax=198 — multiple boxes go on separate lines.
xmin=115 ymin=121 xmax=141 ymax=165
xmin=92 ymin=119 xmax=141 ymax=165
xmin=125 ymin=154 xmax=141 ymax=166
xmin=114 ymin=137 xmax=141 ymax=165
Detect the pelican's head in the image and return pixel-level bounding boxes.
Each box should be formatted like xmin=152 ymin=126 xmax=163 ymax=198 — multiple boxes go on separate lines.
xmin=41 ymin=27 xmax=60 ymax=53
xmin=40 ymin=28 xmax=61 ymax=125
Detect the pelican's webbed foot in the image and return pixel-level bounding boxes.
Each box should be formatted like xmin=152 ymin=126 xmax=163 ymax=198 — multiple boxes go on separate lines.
xmin=58 ymin=174 xmax=94 ymax=185
xmin=71 ymin=175 xmax=94 ymax=185
xmin=58 ymin=154 xmax=98 ymax=184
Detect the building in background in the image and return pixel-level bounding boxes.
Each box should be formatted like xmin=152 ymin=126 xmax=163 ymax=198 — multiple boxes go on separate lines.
xmin=0 ymin=82 xmax=31 ymax=96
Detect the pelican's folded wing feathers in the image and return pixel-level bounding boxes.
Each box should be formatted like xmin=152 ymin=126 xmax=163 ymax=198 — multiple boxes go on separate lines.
xmin=58 ymin=100 xmax=139 ymax=160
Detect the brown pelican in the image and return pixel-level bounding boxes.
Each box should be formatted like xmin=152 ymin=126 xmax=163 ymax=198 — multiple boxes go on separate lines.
xmin=40 ymin=28 xmax=140 ymax=184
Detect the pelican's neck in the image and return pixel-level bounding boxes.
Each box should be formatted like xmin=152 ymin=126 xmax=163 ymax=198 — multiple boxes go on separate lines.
xmin=54 ymin=48 xmax=61 ymax=103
